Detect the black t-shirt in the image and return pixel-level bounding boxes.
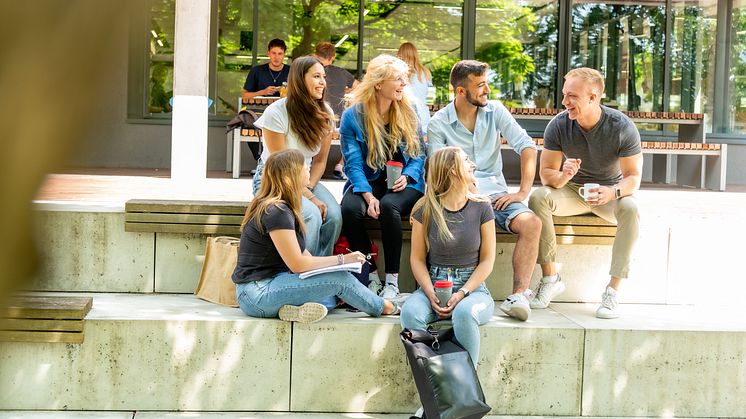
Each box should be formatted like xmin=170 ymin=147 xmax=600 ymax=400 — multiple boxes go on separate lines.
xmin=243 ymin=63 xmax=290 ymax=95
xmin=324 ymin=64 xmax=356 ymax=116
xmin=232 ymin=203 xmax=305 ymax=283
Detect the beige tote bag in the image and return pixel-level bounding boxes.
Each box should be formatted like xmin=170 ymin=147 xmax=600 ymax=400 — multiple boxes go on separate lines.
xmin=194 ymin=236 xmax=240 ymax=307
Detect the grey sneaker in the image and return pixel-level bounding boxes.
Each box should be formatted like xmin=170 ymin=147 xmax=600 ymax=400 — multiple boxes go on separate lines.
xmin=530 ymin=274 xmax=566 ymax=309
xmin=500 ymin=291 xmax=531 ymax=321
xmin=368 ymin=277 xmax=383 ymax=295
xmin=278 ymin=302 xmax=328 ymax=324
xmin=596 ymin=286 xmax=619 ymax=319
xmin=380 ymin=283 xmax=399 ymax=299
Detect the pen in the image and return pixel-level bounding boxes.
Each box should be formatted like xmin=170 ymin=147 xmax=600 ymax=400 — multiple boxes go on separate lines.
xmin=345 ymin=248 xmax=376 ymax=263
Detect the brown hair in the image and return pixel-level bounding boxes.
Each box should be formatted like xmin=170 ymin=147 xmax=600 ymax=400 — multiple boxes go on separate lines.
xmin=449 ymin=60 xmax=489 ymax=90
xmin=315 ymin=42 xmax=336 ymax=60
xmin=285 ymin=56 xmax=334 ymax=152
xmin=397 ymin=42 xmax=431 ymax=83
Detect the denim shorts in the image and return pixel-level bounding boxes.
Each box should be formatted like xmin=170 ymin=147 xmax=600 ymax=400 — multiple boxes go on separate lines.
xmin=489 ymin=196 xmax=533 ymax=233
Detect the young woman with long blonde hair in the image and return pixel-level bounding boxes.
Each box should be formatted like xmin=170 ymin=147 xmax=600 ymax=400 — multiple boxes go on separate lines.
xmin=253 ymin=56 xmax=342 ymax=258
xmin=339 ymin=54 xmax=426 ymax=300
xmin=397 ymin=42 xmax=432 ymax=132
xmin=400 ymin=147 xmax=496 ymax=363
xmin=233 ymin=149 xmax=400 ymax=323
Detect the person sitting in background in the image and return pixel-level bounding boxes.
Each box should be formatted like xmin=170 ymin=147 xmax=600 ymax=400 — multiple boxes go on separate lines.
xmin=241 ymin=38 xmax=291 ymax=163
xmin=397 ymin=42 xmax=432 ymax=134
xmin=252 ymin=56 xmax=342 ymax=259
xmin=339 ymin=54 xmax=426 ymax=301
xmin=232 ymin=149 xmax=401 ymax=324
xmin=315 ymin=41 xmax=360 ymax=180
xmin=400 ymin=146 xmax=496 ymax=364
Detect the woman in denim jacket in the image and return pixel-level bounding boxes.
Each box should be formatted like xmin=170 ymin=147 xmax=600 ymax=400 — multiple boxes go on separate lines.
xmin=339 ymin=54 xmax=426 ymax=301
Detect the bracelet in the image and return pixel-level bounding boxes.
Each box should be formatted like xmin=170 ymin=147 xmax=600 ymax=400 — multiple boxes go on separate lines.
xmin=337 ymin=254 xmax=344 ymax=265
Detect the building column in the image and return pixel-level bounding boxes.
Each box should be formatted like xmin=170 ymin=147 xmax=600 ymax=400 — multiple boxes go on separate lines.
xmin=170 ymin=0 xmax=211 ymax=182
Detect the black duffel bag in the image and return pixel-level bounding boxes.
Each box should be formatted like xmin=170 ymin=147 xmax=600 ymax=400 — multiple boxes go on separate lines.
xmin=400 ymin=328 xmax=491 ymax=419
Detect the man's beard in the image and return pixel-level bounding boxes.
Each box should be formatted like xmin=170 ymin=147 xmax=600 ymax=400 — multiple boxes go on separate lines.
xmin=465 ymin=89 xmax=487 ymax=107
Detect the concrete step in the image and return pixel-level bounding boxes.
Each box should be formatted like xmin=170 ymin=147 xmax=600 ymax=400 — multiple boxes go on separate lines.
xmin=29 ymin=200 xmax=746 ymax=306
xmin=1 ymin=293 xmax=744 ymax=417
xmin=0 ymin=412 xmax=716 ymax=419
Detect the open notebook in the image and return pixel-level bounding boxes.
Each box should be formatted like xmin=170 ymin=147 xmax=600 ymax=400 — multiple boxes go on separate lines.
xmin=299 ymin=261 xmax=363 ymax=279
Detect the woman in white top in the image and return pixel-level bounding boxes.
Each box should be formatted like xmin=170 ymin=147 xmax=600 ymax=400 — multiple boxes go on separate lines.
xmin=253 ymin=56 xmax=342 ymax=259
xmin=397 ymin=42 xmax=432 ymax=133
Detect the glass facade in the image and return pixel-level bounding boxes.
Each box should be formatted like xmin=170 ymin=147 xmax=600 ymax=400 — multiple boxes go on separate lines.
xmin=134 ymin=0 xmax=746 ymax=141
xmin=363 ymin=0 xmax=463 ymax=104
xmin=147 ymin=0 xmax=175 ymax=115
xmin=476 ymin=0 xmax=558 ymax=108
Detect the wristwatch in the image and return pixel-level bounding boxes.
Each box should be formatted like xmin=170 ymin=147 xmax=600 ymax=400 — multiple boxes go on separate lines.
xmin=614 ymin=186 xmax=622 ymax=200
xmin=459 ymin=287 xmax=471 ymax=297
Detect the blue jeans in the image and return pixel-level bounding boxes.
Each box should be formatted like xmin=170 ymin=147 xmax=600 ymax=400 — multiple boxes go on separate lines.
xmin=254 ymin=159 xmax=342 ymax=257
xmin=400 ymin=266 xmax=494 ymax=364
xmin=235 ymin=270 xmax=385 ymax=318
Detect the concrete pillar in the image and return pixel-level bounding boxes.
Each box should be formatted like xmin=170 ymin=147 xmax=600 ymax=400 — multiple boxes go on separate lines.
xmin=170 ymin=0 xmax=211 ymax=182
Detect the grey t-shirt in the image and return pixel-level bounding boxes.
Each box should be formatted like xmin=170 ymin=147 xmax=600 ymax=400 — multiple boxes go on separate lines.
xmin=232 ymin=203 xmax=306 ymax=284
xmin=413 ymin=199 xmax=495 ymax=268
xmin=544 ymin=105 xmax=642 ymax=185
xmin=324 ymin=64 xmax=356 ymax=116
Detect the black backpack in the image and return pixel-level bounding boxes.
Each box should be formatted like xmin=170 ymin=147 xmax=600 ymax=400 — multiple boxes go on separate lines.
xmin=400 ymin=328 xmax=491 ymax=419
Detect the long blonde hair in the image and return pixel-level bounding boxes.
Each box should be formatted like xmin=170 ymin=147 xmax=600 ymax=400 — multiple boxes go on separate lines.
xmin=241 ymin=149 xmax=305 ymax=233
xmin=349 ymin=54 xmax=421 ymax=170
xmin=397 ymin=42 xmax=431 ymax=83
xmin=411 ymin=147 xmax=487 ymax=249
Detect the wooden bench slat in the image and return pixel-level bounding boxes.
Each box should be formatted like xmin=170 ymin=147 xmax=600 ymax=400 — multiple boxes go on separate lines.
xmin=0 ymin=330 xmax=84 ymax=344
xmin=0 ymin=318 xmax=84 ymax=332
xmin=125 ymin=213 xmax=244 ymax=225
xmin=552 ymin=215 xmax=615 ymax=226
xmin=125 ymin=223 xmax=241 ymax=235
xmin=0 ymin=296 xmax=92 ymax=320
xmin=554 ymin=226 xmax=617 ymax=237
xmin=126 ymin=200 xmax=248 ymax=215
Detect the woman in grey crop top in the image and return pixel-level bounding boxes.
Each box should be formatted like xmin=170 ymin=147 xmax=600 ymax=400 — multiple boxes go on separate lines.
xmin=400 ymin=147 xmax=496 ymax=363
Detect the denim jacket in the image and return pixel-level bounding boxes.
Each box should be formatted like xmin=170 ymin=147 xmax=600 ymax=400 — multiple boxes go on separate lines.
xmin=339 ymin=103 xmax=426 ymax=195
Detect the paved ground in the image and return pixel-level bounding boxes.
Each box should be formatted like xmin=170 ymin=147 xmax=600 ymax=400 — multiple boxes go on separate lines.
xmin=0 ymin=412 xmax=716 ymax=418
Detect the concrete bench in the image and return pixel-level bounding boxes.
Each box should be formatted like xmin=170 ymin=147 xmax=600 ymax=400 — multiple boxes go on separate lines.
xmin=124 ymin=199 xmax=616 ymax=245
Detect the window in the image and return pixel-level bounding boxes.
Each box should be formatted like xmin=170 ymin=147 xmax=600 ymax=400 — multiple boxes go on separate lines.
xmin=571 ymin=1 xmax=666 ymax=113
xmin=216 ymin=0 xmax=254 ymax=116
xmin=147 ymin=0 xmax=175 ymax=115
xmin=475 ymin=0 xmax=558 ymax=108
xmin=670 ymin=0 xmax=716 ymax=132
xmin=363 ymin=0 xmax=463 ymax=104
xmin=729 ymin=2 xmax=746 ymax=135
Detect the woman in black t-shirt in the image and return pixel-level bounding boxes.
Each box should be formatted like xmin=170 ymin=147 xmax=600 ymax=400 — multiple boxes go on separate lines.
xmin=232 ymin=149 xmax=400 ymax=323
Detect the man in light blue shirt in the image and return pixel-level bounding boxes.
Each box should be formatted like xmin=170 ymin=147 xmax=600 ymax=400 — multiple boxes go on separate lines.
xmin=428 ymin=60 xmax=541 ymax=321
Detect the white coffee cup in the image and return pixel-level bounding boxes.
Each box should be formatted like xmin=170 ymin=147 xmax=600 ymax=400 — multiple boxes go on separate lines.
xmin=578 ymin=183 xmax=600 ymax=201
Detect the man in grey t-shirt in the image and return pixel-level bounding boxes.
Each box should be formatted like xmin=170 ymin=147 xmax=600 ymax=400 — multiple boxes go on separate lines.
xmin=528 ymin=67 xmax=643 ymax=319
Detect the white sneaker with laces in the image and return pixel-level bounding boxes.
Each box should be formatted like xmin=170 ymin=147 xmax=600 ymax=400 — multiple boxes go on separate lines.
xmin=368 ymin=277 xmax=383 ymax=295
xmin=499 ymin=290 xmax=531 ymax=321
xmin=530 ymin=274 xmax=566 ymax=309
xmin=380 ymin=283 xmax=400 ymax=299
xmin=596 ymin=286 xmax=619 ymax=319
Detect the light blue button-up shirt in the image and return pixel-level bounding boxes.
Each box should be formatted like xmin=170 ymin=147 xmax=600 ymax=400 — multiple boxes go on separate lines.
xmin=428 ymin=100 xmax=536 ymax=197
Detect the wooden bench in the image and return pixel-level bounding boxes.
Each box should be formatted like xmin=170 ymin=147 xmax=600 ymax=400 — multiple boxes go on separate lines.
xmin=0 ymin=295 xmax=92 ymax=343
xmin=124 ymin=199 xmax=616 ymax=245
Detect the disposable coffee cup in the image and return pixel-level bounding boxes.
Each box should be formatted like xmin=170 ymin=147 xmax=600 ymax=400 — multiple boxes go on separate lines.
xmin=578 ymin=183 xmax=600 ymax=201
xmin=433 ymin=280 xmax=453 ymax=308
xmin=386 ymin=161 xmax=404 ymax=189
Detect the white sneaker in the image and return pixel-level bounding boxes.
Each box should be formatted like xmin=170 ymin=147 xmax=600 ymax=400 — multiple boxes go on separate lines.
xmin=278 ymin=302 xmax=328 ymax=324
xmin=500 ymin=291 xmax=531 ymax=321
xmin=368 ymin=277 xmax=383 ymax=295
xmin=530 ymin=274 xmax=566 ymax=309
xmin=596 ymin=286 xmax=619 ymax=319
xmin=380 ymin=283 xmax=400 ymax=299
